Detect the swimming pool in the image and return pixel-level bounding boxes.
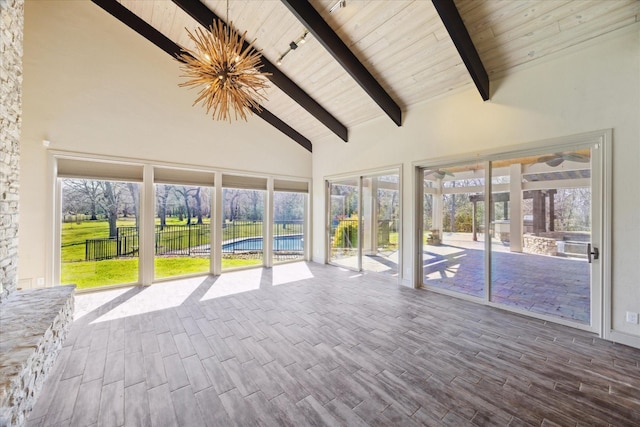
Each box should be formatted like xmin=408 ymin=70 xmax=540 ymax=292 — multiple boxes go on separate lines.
xmin=222 ymin=234 xmax=303 ymax=252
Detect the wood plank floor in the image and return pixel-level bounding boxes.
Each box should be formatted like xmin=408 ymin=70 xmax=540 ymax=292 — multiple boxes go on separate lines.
xmin=27 ymin=262 xmax=640 ymax=426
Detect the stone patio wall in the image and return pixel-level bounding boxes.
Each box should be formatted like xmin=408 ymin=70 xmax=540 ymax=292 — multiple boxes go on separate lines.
xmin=0 ymin=0 xmax=23 ymax=302
xmin=523 ymin=235 xmax=557 ymax=256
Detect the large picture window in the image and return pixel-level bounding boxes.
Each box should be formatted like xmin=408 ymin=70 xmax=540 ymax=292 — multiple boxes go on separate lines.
xmin=273 ymin=181 xmax=307 ymax=263
xmin=55 ymin=157 xmax=308 ymax=289
xmin=58 ymin=159 xmax=143 ymax=289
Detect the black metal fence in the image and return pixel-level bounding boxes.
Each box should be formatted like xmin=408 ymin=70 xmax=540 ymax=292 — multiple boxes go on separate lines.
xmin=85 ymin=226 xmax=138 ymax=261
xmin=155 ymin=224 xmax=210 ymax=256
xmin=274 ymin=220 xmax=304 ymax=261
xmin=85 ymin=221 xmax=304 ymax=261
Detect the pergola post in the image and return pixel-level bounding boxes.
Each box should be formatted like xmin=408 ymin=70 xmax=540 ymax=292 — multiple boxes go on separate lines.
xmin=509 ymin=163 xmax=523 ymax=252
xmin=472 ymin=200 xmax=477 ymax=241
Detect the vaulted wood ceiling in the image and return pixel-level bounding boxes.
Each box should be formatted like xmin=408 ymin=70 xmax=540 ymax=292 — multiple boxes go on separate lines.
xmin=93 ymin=0 xmax=639 ymax=151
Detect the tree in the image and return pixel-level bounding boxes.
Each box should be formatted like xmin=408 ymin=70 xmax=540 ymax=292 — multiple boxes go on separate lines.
xmin=193 ymin=187 xmax=204 ymax=225
xmin=126 ymin=183 xmax=140 ymax=228
xmin=175 ymin=186 xmax=193 ymax=225
xmin=62 ymin=179 xmax=101 ymax=220
xmin=156 ymin=184 xmax=172 ymax=230
xmin=246 ymin=190 xmax=264 ymax=221
xmin=224 ymin=189 xmax=245 ymax=222
xmin=96 ymin=181 xmax=124 ymax=238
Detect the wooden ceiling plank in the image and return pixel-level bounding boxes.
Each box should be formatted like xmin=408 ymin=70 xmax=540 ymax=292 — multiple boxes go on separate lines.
xmin=432 ymin=0 xmax=489 ymax=101
xmin=91 ymin=0 xmax=312 ymax=152
xmin=172 ymin=0 xmax=349 ymax=142
xmin=281 ymin=0 xmax=403 ymax=127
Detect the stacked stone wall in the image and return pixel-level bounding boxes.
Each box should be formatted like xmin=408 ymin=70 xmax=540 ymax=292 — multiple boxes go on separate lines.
xmin=523 ymin=235 xmax=558 ymax=256
xmin=0 ymin=286 xmax=75 ymax=427
xmin=0 ymin=0 xmax=23 ymax=301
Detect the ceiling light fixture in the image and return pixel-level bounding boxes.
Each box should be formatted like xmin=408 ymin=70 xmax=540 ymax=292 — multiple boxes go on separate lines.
xmin=276 ymin=31 xmax=309 ymax=66
xmin=177 ymin=1 xmax=271 ymax=121
xmin=329 ymin=0 xmax=345 ymax=13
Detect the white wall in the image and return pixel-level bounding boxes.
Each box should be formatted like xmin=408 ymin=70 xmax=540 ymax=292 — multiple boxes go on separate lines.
xmin=313 ymin=26 xmax=640 ymax=344
xmin=19 ymin=2 xmax=311 ymax=287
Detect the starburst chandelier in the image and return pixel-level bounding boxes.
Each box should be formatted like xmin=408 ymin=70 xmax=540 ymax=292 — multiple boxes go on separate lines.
xmin=177 ymin=17 xmax=270 ymax=122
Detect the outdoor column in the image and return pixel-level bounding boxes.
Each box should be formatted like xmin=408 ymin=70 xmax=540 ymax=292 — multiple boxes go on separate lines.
xmin=509 ymin=163 xmax=523 ymax=252
xmin=472 ymin=200 xmax=477 ymax=241
xmin=433 ymin=181 xmax=444 ymax=237
xmin=548 ymin=189 xmax=556 ymax=232
xmin=532 ymin=190 xmax=546 ymax=234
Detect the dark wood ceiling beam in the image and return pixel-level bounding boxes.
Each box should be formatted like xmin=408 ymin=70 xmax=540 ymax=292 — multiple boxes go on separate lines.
xmin=172 ymin=0 xmax=348 ymax=142
xmin=90 ymin=0 xmax=312 ymax=152
xmin=281 ymin=0 xmax=402 ymax=127
xmin=432 ymin=0 xmax=490 ymax=101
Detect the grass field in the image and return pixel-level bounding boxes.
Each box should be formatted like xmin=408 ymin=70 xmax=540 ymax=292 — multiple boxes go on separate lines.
xmin=61 ymin=218 xmax=263 ymax=289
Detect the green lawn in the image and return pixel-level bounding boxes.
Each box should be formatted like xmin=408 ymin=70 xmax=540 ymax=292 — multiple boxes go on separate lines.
xmin=61 ymin=258 xmax=139 ymax=289
xmin=61 ymin=218 xmax=262 ymax=289
xmin=155 ymin=257 xmax=210 ymax=280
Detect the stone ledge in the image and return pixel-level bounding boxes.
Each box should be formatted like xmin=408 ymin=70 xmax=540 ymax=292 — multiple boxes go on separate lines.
xmin=0 ymin=285 xmax=75 ymax=427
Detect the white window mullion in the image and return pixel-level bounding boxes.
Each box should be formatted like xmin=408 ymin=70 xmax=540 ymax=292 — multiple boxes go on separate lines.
xmin=213 ymin=172 xmax=223 ymax=276
xmin=140 ymin=165 xmax=155 ymax=285
xmin=265 ymin=179 xmax=274 ymax=268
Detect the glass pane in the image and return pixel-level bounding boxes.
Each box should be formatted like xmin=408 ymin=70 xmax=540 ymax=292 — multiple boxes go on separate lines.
xmin=222 ymin=188 xmax=264 ymax=269
xmin=61 ymin=179 xmax=140 ymax=289
xmin=154 ymin=184 xmax=212 ymax=280
xmin=361 ymin=174 xmax=399 ymax=275
xmin=490 ymin=149 xmax=591 ymax=324
xmin=328 ymin=179 xmax=359 ymax=269
xmin=422 ymin=164 xmax=485 ymax=297
xmin=273 ymin=191 xmax=305 ymax=263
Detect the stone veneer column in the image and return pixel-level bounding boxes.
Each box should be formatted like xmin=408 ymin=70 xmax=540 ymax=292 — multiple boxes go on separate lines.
xmin=0 ymin=0 xmax=23 ymax=302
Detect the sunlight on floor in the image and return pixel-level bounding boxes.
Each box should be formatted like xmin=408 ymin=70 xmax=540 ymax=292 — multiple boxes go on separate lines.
xmin=273 ymin=262 xmax=314 ymax=286
xmin=200 ymin=268 xmax=262 ymax=301
xmin=90 ymin=277 xmax=204 ymax=323
xmin=75 ymin=287 xmax=132 ymax=320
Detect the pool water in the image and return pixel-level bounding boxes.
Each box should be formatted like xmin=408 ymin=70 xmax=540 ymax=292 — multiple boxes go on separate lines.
xmin=222 ymin=235 xmax=303 ymax=252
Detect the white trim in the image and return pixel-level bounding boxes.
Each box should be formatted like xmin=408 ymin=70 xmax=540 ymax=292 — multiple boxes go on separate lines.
xmin=49 ymin=149 xmax=310 ymax=183
xmin=265 ymin=178 xmax=274 ymax=268
xmin=48 ymin=153 xmax=59 ymax=287
xmin=600 ymin=129 xmax=613 ymax=340
xmin=141 ymin=165 xmax=155 ymax=286
xmin=212 ymin=172 xmax=223 ymax=276
xmin=607 ymin=330 xmax=640 ymax=350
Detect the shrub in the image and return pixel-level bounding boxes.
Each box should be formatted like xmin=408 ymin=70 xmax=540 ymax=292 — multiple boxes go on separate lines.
xmin=333 ymin=215 xmax=358 ymax=248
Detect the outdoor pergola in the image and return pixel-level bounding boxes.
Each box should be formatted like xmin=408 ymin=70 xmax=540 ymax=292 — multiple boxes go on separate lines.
xmin=424 ymin=150 xmax=591 ymax=253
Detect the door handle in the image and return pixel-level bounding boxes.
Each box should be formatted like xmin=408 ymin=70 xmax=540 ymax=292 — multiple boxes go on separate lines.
xmin=587 ymin=243 xmax=599 ymax=263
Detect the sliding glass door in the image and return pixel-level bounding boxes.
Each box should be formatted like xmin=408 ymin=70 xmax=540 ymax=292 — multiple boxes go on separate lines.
xmin=420 ymin=142 xmax=602 ymax=330
xmin=361 ymin=174 xmax=399 ymax=275
xmin=422 ymin=163 xmax=486 ymax=297
xmin=328 ymin=178 xmax=359 ymax=269
xmin=490 ymin=149 xmax=593 ymax=324
xmin=327 ymin=170 xmax=400 ymax=276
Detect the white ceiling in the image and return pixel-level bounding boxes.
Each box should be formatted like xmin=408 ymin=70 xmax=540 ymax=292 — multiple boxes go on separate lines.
xmin=114 ymin=0 xmax=640 ymax=146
